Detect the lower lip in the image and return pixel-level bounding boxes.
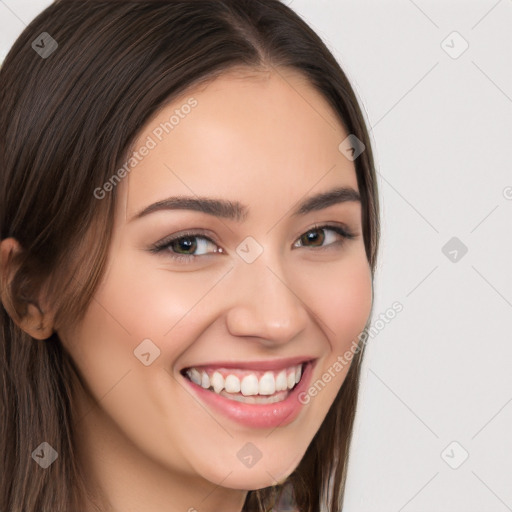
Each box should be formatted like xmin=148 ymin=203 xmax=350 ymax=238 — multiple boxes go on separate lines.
xmin=181 ymin=360 xmax=315 ymax=429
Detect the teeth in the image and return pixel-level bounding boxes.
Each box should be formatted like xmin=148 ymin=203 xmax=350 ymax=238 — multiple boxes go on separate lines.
xmin=185 ymin=363 xmax=304 ymax=397
xmin=275 ymin=369 xmax=288 ymax=391
xmin=258 ymin=372 xmax=276 ymax=395
xmin=287 ymin=371 xmax=295 ymax=389
xmin=240 ymin=374 xmax=259 ymax=396
xmin=219 ymin=388 xmax=289 ymax=404
xmin=201 ymin=371 xmax=210 ymax=389
xmin=187 ymin=368 xmax=202 ymax=386
xmin=224 ymin=374 xmax=241 ymax=393
xmin=295 ymin=364 xmax=302 ymax=384
xmin=211 ymin=371 xmax=224 ymax=394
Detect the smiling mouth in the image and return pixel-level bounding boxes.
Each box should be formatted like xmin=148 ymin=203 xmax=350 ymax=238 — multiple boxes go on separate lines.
xmin=180 ymin=361 xmax=308 ymax=404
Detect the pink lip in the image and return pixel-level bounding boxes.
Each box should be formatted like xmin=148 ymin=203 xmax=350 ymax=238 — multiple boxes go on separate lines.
xmin=181 ymin=355 xmax=316 ymax=372
xmin=181 ymin=359 xmax=316 ymax=429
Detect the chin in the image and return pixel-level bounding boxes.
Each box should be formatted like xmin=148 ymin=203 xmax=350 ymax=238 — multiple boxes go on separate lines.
xmin=203 ymin=461 xmax=298 ymax=491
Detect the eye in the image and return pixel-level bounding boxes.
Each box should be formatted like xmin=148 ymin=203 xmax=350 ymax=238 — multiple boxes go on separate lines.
xmin=149 ymin=230 xmax=222 ymax=264
xmin=150 ymin=224 xmax=356 ymax=264
xmin=293 ymin=223 xmax=356 ymax=249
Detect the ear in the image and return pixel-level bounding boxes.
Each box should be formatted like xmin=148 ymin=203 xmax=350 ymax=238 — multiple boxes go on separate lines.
xmin=0 ymin=237 xmax=56 ymax=340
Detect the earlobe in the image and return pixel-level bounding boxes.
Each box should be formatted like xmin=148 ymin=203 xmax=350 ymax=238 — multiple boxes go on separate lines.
xmin=0 ymin=237 xmax=55 ymax=341
xmin=19 ymin=302 xmax=56 ymax=340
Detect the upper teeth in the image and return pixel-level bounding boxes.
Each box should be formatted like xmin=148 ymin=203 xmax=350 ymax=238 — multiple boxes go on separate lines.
xmin=185 ymin=364 xmax=303 ymax=396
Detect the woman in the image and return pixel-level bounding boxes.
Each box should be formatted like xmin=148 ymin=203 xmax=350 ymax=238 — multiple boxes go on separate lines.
xmin=0 ymin=1 xmax=380 ymax=511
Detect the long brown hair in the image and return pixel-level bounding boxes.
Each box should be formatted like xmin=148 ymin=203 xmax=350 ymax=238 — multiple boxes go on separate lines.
xmin=0 ymin=1 xmax=380 ymax=510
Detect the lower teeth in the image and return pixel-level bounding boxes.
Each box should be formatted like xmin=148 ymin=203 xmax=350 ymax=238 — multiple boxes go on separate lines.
xmin=216 ymin=388 xmax=291 ymax=404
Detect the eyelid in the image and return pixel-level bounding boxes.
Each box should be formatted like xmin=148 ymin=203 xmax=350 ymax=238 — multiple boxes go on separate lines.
xmin=300 ymin=221 xmax=355 ymax=240
xmin=149 ymin=228 xmax=219 ymax=254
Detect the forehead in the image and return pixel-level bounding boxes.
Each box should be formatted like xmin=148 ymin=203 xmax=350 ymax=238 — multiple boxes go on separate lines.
xmin=121 ymin=67 xmax=358 ymax=220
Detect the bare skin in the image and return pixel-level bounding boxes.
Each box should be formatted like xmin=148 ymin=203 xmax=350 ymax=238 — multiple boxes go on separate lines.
xmin=1 ymin=66 xmax=373 ymax=512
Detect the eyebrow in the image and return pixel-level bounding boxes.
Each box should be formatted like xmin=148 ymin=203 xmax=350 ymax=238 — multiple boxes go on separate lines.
xmin=129 ymin=186 xmax=361 ymax=223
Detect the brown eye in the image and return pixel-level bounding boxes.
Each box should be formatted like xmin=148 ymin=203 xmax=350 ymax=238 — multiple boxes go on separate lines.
xmin=299 ymin=228 xmax=325 ymax=247
xmin=171 ymin=236 xmax=198 ymax=255
xmin=294 ymin=224 xmax=355 ymax=249
xmin=150 ymin=231 xmax=222 ymax=264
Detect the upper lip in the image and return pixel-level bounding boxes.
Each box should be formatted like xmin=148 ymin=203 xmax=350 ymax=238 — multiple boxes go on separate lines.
xmin=181 ymin=356 xmax=316 ymax=372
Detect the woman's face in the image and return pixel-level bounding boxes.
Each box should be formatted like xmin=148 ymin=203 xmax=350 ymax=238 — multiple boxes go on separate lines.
xmin=60 ymin=67 xmax=373 ymax=507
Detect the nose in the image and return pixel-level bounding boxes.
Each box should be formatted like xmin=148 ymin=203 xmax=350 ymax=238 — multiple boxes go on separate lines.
xmin=224 ymin=256 xmax=309 ymax=347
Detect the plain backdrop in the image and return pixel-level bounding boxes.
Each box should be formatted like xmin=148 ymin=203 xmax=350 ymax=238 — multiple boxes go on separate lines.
xmin=1 ymin=1 xmax=511 ymax=511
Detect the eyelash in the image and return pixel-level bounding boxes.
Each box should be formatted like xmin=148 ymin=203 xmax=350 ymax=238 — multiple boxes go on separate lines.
xmin=149 ymin=223 xmax=357 ymax=264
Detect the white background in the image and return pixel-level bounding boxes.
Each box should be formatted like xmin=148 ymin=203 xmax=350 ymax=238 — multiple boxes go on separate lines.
xmin=1 ymin=1 xmax=511 ymax=511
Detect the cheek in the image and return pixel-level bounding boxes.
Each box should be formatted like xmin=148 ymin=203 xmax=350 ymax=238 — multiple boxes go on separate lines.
xmin=278 ymin=254 xmax=372 ymax=453
xmin=332 ymin=263 xmax=372 ymax=346
xmin=307 ymin=255 xmax=372 ymax=343
xmin=298 ymin=251 xmax=373 ymax=386
xmin=94 ymin=249 xmax=216 ymax=342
